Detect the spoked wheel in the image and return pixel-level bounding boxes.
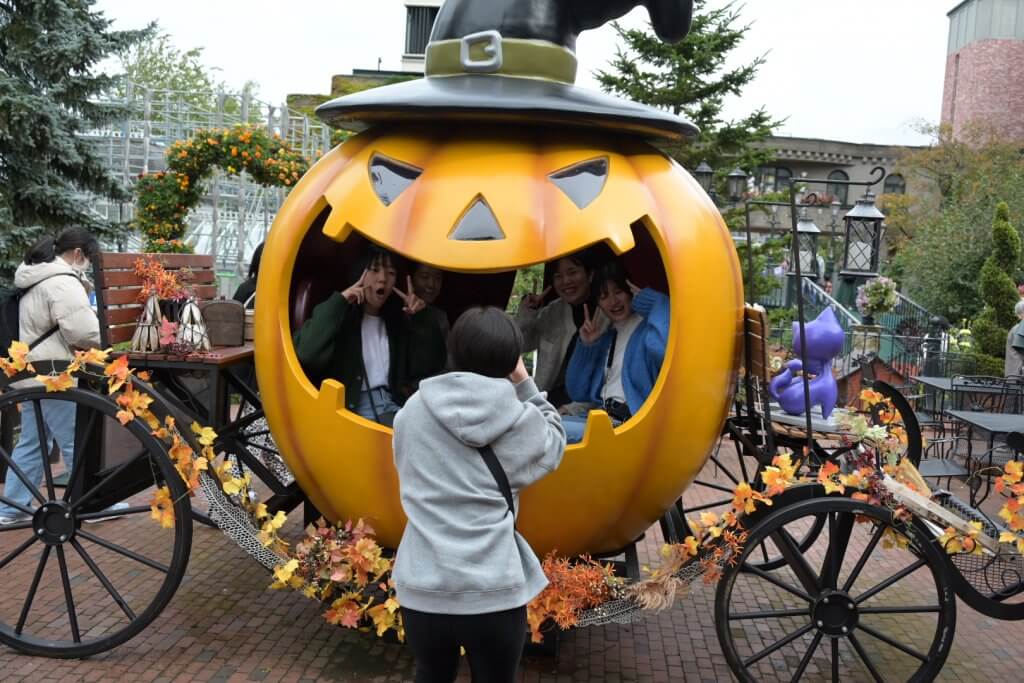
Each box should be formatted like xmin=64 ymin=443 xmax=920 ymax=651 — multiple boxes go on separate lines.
xmin=681 ymin=428 xmax=825 ymax=570
xmin=716 ymin=494 xmax=955 ymax=683
xmin=0 ymin=385 xmax=192 ymax=658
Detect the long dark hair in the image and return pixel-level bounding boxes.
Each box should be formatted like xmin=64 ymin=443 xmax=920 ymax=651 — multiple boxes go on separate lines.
xmin=24 ymin=227 xmax=99 ymax=266
xmin=248 ymin=243 xmax=264 ymax=280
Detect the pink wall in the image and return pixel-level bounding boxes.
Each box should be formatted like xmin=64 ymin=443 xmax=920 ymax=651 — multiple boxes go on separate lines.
xmin=941 ymin=39 xmax=1024 ymax=142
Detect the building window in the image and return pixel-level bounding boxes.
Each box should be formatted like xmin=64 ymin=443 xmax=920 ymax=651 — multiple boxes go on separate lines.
xmin=827 ymin=170 xmax=849 ymax=205
xmin=883 ymin=173 xmax=906 ymax=195
xmin=406 ymin=6 xmax=439 ymax=56
xmin=755 ymin=166 xmax=793 ymax=194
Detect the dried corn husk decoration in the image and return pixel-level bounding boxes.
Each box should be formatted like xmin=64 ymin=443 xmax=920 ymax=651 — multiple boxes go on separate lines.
xmin=175 ymin=298 xmax=211 ymax=351
xmin=131 ymin=294 xmax=163 ymax=353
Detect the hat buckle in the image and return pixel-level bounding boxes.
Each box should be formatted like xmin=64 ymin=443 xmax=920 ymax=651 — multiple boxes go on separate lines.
xmin=460 ymin=30 xmax=503 ymax=73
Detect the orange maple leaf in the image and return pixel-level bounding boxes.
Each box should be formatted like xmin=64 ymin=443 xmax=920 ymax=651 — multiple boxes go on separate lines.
xmin=8 ymin=341 xmax=30 ymax=371
xmin=35 ymin=372 xmax=73 ymax=392
xmin=105 ymin=355 xmax=131 ymax=392
xmin=150 ymin=485 xmax=175 ymax=528
xmin=818 ymin=461 xmax=845 ymax=495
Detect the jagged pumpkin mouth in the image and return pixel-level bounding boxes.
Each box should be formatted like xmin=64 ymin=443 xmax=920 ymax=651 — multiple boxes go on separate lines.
xmin=286 ymin=207 xmax=675 ymax=444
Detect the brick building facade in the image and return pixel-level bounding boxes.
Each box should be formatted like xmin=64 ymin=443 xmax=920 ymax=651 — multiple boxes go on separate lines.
xmin=941 ymin=0 xmax=1024 ymax=141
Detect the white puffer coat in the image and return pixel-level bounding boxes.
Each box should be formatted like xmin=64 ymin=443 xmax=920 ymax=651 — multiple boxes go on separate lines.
xmin=15 ymin=259 xmax=100 ymax=363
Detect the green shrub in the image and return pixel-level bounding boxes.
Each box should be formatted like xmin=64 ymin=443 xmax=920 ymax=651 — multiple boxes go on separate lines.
xmin=970 ymin=201 xmax=1022 ymax=369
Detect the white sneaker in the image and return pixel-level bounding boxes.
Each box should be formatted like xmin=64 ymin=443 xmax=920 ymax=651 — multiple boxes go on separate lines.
xmin=0 ymin=513 xmax=31 ymax=525
xmin=83 ymin=502 xmax=131 ymax=524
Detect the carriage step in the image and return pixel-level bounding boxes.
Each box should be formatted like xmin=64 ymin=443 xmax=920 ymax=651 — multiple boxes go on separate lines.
xmin=932 ymin=490 xmax=1006 ymax=541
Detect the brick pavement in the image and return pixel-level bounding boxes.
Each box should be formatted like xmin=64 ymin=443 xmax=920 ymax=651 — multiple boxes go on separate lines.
xmin=0 ymin=440 xmax=1022 ymax=682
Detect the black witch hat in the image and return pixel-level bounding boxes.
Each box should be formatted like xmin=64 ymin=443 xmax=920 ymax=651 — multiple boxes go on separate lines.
xmin=317 ymin=0 xmax=698 ymax=140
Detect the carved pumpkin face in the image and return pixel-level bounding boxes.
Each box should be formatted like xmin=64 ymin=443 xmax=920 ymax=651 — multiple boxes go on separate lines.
xmin=255 ymin=125 xmax=742 ymax=557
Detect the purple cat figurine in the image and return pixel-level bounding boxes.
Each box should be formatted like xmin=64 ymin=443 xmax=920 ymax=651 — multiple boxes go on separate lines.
xmin=769 ymin=307 xmax=845 ymax=418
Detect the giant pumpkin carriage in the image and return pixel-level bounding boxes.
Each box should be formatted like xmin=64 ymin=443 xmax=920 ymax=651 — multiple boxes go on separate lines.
xmin=0 ymin=1 xmax=1022 ymax=680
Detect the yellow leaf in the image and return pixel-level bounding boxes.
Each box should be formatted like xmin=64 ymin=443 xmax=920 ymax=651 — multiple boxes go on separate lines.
xmin=273 ymin=558 xmax=299 ymax=585
xmin=999 ymin=531 xmax=1018 ymax=545
xmin=190 ymin=421 xmax=218 ymax=446
xmin=268 ymin=510 xmax=287 ymax=531
xmin=255 ymin=502 xmax=268 ymax=520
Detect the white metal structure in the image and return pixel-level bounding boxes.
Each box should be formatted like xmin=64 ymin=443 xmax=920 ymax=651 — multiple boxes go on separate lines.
xmin=83 ymin=82 xmax=333 ymax=293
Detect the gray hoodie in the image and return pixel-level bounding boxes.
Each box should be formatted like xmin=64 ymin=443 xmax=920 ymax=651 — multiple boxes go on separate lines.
xmin=391 ymin=372 xmax=566 ymax=615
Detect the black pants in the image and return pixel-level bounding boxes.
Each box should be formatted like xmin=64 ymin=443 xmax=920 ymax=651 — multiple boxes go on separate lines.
xmin=401 ymin=605 xmax=527 ymax=683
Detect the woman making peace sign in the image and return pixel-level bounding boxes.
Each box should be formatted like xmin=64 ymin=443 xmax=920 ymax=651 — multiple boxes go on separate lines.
xmin=294 ymin=245 xmax=446 ymax=425
xmin=562 ymin=260 xmax=670 ymax=444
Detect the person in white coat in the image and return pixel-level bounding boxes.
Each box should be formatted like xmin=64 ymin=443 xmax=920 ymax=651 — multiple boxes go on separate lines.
xmin=0 ymin=228 xmax=101 ymax=524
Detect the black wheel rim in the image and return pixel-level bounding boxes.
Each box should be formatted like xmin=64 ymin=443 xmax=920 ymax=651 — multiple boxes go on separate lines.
xmin=0 ymin=385 xmax=192 ymax=658
xmin=715 ymin=495 xmax=955 ymax=683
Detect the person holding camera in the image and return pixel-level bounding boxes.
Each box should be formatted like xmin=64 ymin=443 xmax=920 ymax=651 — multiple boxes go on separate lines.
xmin=391 ymin=306 xmax=566 ymax=682
xmin=562 ymin=261 xmax=670 ymax=444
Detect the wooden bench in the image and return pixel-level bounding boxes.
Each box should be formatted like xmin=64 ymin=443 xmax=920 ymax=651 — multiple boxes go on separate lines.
xmin=93 ymin=252 xmax=219 ymax=348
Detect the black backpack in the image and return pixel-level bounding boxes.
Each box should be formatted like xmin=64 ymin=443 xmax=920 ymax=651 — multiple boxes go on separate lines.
xmin=0 ymin=274 xmax=78 ymax=353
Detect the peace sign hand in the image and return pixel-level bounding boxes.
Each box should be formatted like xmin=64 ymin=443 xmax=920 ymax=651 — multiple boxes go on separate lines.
xmin=394 ymin=275 xmax=426 ymax=315
xmin=521 ymin=285 xmax=552 ymax=310
xmin=627 ymin=279 xmax=641 ymax=296
xmin=579 ymin=303 xmax=601 ymax=345
xmin=342 ymin=269 xmax=369 ymax=305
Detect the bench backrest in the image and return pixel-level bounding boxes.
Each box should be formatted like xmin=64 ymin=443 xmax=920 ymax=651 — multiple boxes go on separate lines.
xmin=93 ymin=252 xmax=218 ymax=347
xmin=743 ymin=304 xmax=771 ymax=385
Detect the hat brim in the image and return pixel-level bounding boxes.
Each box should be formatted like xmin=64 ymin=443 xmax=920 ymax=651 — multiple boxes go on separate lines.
xmin=316 ymin=75 xmax=698 ymax=141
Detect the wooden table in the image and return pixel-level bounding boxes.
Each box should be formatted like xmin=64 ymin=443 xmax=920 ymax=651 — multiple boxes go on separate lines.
xmin=123 ymin=343 xmax=255 ymax=430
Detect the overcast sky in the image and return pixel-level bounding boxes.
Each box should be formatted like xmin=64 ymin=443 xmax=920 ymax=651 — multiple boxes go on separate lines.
xmin=95 ymin=0 xmax=959 ymax=146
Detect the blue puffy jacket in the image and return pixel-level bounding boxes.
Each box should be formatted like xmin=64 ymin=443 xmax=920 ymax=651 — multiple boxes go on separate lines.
xmin=565 ymin=288 xmax=670 ymax=416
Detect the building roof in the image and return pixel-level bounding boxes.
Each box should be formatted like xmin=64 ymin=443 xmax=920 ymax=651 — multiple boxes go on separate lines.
xmin=755 ymin=135 xmax=923 ymax=166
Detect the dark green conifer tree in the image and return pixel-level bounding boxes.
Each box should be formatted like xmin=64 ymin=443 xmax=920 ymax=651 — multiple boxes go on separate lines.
xmin=596 ymin=0 xmax=782 ymax=180
xmin=0 ymin=1 xmax=150 ymax=279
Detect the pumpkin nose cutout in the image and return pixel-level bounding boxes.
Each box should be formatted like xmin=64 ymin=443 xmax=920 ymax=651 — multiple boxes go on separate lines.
xmin=450 ymin=197 xmax=505 ymax=241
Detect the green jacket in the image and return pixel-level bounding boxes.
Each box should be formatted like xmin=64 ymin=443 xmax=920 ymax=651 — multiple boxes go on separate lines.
xmin=293 ymin=292 xmax=446 ymax=411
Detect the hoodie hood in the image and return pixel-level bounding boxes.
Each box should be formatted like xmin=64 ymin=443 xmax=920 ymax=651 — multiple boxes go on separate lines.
xmin=14 ymin=259 xmax=77 ymax=289
xmin=416 ymin=372 xmax=525 ymax=447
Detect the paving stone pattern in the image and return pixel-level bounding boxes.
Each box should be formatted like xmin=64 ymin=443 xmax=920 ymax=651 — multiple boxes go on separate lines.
xmin=0 ymin=440 xmax=1022 ymax=682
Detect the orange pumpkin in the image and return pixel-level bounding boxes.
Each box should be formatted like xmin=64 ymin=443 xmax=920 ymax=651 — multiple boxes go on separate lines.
xmin=255 ymin=124 xmax=743 ymax=557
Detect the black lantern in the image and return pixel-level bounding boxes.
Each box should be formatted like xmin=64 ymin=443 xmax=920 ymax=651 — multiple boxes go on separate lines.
xmin=788 ymin=206 xmax=821 ymax=279
xmin=694 ymin=160 xmax=714 ymax=194
xmin=726 ymin=167 xmax=748 ymax=202
xmin=841 ymin=192 xmax=886 ymax=276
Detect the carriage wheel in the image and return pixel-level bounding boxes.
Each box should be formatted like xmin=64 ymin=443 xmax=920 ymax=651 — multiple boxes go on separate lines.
xmin=0 ymin=386 xmax=192 ymax=658
xmin=715 ymin=496 xmax=955 ymax=683
xmin=681 ymin=430 xmax=825 ymax=571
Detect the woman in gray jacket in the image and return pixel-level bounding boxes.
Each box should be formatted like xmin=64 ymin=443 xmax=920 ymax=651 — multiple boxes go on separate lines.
xmin=0 ymin=228 xmax=101 ymax=524
xmin=392 ymin=306 xmax=567 ymax=683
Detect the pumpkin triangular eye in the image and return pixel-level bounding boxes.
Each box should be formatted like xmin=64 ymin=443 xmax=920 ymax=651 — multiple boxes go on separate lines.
xmin=549 ymin=157 xmax=609 ymax=209
xmin=369 ymin=154 xmax=423 ymax=206
xmin=450 ymin=197 xmax=505 ymax=241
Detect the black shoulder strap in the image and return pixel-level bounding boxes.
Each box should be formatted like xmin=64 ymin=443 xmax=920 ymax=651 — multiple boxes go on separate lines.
xmin=477 ymin=445 xmax=515 ymax=519
xmin=23 ymin=273 xmax=82 ymax=350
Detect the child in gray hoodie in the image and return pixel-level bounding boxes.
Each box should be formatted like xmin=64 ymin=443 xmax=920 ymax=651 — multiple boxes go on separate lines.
xmin=392 ymin=306 xmax=567 ymax=683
